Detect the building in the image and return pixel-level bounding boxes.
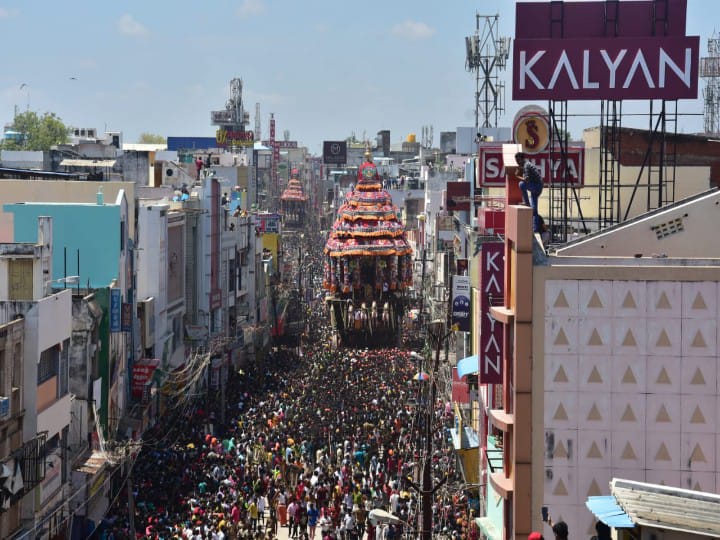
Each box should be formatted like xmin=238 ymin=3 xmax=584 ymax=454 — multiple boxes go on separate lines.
xmin=0 ymin=317 xmax=25 ymax=538
xmin=0 ymin=217 xmax=73 ymax=539
xmin=483 ymin=189 xmax=720 ymax=539
xmin=3 ymin=191 xmax=132 ymax=437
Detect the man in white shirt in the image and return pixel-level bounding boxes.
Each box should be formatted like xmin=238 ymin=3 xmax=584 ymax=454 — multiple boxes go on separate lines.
xmin=287 ymin=499 xmax=299 ymax=538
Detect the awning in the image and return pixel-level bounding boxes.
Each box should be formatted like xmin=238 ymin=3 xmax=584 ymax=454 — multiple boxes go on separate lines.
xmin=449 ymin=427 xmax=480 ymax=450
xmin=74 ymin=451 xmax=109 ymax=475
xmin=585 ymin=495 xmax=635 ymax=528
xmin=60 ymin=159 xmax=116 ymax=168
xmin=457 ymin=354 xmax=479 ymax=378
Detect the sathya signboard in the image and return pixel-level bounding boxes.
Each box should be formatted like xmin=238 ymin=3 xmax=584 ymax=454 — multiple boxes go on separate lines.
xmin=451 ymin=275 xmax=471 ymax=332
xmin=480 ymin=242 xmax=504 ymax=385
xmin=513 ymin=1 xmax=699 ymax=101
xmin=475 ymin=144 xmax=584 ymax=188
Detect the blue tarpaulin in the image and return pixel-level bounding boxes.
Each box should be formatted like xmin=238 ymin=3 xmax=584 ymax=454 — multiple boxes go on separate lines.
xmin=457 ymin=355 xmax=479 ymax=378
xmin=585 ymin=496 xmax=635 ymax=528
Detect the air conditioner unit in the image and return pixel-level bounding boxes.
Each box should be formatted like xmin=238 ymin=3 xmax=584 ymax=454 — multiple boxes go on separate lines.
xmin=0 ymin=397 xmax=10 ymax=419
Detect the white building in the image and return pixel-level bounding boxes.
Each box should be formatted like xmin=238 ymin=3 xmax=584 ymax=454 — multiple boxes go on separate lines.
xmin=0 ymin=216 xmax=73 ymax=540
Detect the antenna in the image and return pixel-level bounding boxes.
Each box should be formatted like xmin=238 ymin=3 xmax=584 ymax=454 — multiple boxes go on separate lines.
xmin=465 ymin=13 xmax=510 ymax=129
xmin=255 ymin=102 xmax=261 ymax=141
xmin=701 ymin=34 xmax=720 ymax=136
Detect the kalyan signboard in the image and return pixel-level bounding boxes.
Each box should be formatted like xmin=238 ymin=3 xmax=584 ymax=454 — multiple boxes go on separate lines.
xmin=513 ymin=36 xmax=699 ymax=101
xmin=476 ymin=144 xmax=584 ymax=188
xmin=479 ymin=242 xmax=504 ymax=385
xmin=513 ymin=0 xmax=699 ymax=102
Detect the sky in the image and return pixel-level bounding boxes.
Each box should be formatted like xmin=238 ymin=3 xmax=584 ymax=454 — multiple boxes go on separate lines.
xmin=0 ymin=0 xmax=717 ymax=155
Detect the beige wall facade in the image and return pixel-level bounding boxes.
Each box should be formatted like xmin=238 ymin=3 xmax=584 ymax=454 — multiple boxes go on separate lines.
xmin=533 ymin=264 xmax=720 ymax=537
xmin=0 ymin=180 xmax=136 ymax=242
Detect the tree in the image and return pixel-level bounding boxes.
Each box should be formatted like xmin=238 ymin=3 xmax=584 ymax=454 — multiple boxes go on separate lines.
xmin=2 ymin=111 xmax=69 ymax=150
xmin=138 ymin=132 xmax=166 ymax=144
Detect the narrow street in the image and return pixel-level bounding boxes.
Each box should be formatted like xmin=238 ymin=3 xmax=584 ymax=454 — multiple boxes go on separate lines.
xmin=98 ymin=264 xmax=470 ymax=540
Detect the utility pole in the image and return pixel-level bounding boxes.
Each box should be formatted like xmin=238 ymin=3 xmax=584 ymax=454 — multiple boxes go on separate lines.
xmin=407 ymin=321 xmax=450 ymax=540
xmin=418 ymin=249 xmax=427 ymax=329
xmin=127 ymin=464 xmax=136 ymax=539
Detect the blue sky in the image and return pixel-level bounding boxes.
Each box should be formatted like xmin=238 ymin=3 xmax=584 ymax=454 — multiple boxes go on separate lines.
xmin=0 ymin=0 xmax=716 ymax=154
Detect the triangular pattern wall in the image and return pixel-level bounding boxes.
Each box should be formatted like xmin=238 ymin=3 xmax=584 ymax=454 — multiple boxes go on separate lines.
xmin=543 ymin=280 xmax=719 ymax=537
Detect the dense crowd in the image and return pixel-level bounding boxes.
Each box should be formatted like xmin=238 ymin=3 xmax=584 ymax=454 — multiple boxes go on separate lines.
xmin=97 ymin=257 xmax=475 ymax=540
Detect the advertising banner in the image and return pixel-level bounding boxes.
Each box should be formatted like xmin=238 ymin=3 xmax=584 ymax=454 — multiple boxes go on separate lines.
xmin=121 ymin=303 xmax=133 ymax=333
xmin=323 ymin=141 xmax=347 ymax=165
xmin=110 ymin=289 xmax=121 ymax=333
xmin=513 ymin=36 xmax=699 ymax=101
xmin=513 ymin=1 xmax=699 ymax=102
xmin=132 ymin=359 xmax=159 ymax=398
xmin=446 ymin=182 xmax=471 ymax=212
xmin=215 ymin=129 xmax=254 ymax=147
xmin=451 ymin=367 xmax=471 ymax=404
xmin=479 ymin=242 xmax=504 ymax=384
xmin=475 ymin=144 xmax=584 ymax=189
xmin=451 ymin=275 xmax=471 ymax=332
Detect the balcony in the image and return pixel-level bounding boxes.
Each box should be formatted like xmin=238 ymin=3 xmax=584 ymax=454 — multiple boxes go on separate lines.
xmin=489 ymin=408 xmax=514 ymax=431
xmin=489 ymin=470 xmax=514 ymax=498
xmin=486 ymin=435 xmax=513 ymax=497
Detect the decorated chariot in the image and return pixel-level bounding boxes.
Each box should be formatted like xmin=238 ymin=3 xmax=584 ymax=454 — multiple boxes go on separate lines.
xmin=323 ymin=149 xmax=413 ymax=347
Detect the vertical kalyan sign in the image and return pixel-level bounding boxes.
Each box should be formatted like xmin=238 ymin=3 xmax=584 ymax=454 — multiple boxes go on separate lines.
xmin=512 ymin=0 xmax=699 ymax=101
xmin=479 ymin=242 xmax=504 ymax=385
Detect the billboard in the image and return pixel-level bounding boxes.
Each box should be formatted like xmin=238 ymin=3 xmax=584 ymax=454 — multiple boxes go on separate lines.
xmin=475 ymin=144 xmax=584 ymax=189
xmin=216 ymin=129 xmax=254 ymax=148
xmin=451 ymin=275 xmax=471 ymax=332
xmin=440 ymin=131 xmax=457 ymax=154
xmin=513 ymin=0 xmax=699 ymax=101
xmin=132 ymin=358 xmax=159 ymax=398
xmin=323 ymin=141 xmax=347 ymax=165
xmin=446 ymin=182 xmax=471 ymax=212
xmin=479 ymin=242 xmax=504 ymax=385
xmin=110 ymin=289 xmax=121 ymax=333
xmin=513 ymin=37 xmax=699 ymax=101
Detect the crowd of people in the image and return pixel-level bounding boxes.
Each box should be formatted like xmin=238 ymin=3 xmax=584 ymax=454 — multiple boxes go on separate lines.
xmin=96 ymin=290 xmax=474 ymax=540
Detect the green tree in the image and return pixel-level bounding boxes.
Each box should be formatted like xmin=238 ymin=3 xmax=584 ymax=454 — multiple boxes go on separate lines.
xmin=138 ymin=132 xmax=166 ymax=144
xmin=2 ymin=111 xmax=69 ymax=150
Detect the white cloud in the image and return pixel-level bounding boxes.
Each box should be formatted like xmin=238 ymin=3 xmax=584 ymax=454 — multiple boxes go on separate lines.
xmin=391 ymin=20 xmax=435 ymax=40
xmin=117 ymin=14 xmax=148 ymax=36
xmin=237 ymin=0 xmax=265 ymax=18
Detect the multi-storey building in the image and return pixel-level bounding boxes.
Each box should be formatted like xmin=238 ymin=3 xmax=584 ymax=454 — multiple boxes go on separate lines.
xmin=483 ymin=189 xmax=720 ymax=539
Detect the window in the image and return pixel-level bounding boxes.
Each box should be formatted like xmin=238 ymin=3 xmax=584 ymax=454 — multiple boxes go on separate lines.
xmin=9 ymin=259 xmax=33 ymax=300
xmin=0 ymin=348 xmax=6 ymax=396
xmin=58 ymin=339 xmax=69 ymax=397
xmin=38 ymin=346 xmax=59 ymax=384
xmin=229 ymin=258 xmax=237 ymax=292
